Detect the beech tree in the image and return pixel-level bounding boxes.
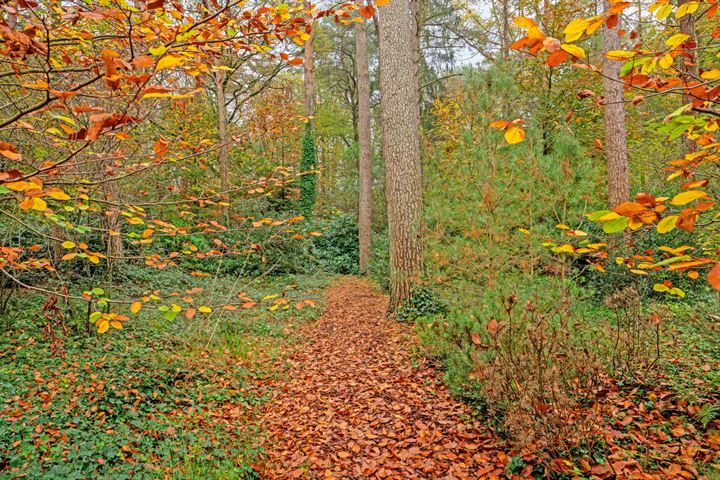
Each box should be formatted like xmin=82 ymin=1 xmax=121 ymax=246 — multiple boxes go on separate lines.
xmin=355 ymin=19 xmax=373 ymax=273
xmin=602 ymin=0 xmax=629 ymax=207
xmin=378 ymin=0 xmax=424 ymax=311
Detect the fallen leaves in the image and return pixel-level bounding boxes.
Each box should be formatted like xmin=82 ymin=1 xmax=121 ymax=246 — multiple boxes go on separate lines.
xmin=258 ymin=279 xmax=507 ymax=479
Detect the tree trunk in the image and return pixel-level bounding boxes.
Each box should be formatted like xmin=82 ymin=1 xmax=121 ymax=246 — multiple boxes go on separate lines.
xmin=602 ymin=5 xmax=629 ymax=208
xmin=215 ymin=71 xmax=229 ymax=217
xmin=501 ymin=0 xmax=509 ymax=59
xmin=410 ymin=0 xmax=421 ymax=108
xmin=304 ymin=1 xmax=315 ymax=125
xmin=378 ymin=0 xmax=424 ymax=312
xmin=355 ymin=21 xmax=373 ymax=274
xmin=102 ymin=175 xmax=123 ymax=267
xmin=50 ymin=224 xmax=64 ymax=267
xmin=677 ymin=0 xmax=698 ymax=152
xmin=677 ymin=0 xmax=698 ymax=94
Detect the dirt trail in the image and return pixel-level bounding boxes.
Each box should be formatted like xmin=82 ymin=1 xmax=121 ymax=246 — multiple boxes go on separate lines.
xmin=258 ymin=278 xmax=509 ymax=479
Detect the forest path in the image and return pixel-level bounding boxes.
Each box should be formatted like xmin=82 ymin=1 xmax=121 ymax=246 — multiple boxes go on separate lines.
xmin=258 ymin=278 xmax=509 ymax=479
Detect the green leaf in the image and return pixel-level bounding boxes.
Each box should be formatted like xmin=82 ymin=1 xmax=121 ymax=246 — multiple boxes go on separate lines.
xmin=649 ymin=255 xmax=692 ymax=268
xmin=603 ymin=216 xmax=628 ymax=234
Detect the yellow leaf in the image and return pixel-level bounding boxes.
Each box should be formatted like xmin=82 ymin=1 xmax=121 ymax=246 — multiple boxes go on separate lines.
xmin=605 ymin=50 xmax=636 ymax=61
xmin=97 ymin=320 xmax=110 ymax=334
xmin=669 ymin=287 xmax=685 ymax=297
xmin=560 ymin=43 xmax=586 ymax=59
xmin=675 ymin=1 xmax=697 ymax=17
xmin=148 ymin=45 xmax=168 ymax=56
xmin=156 ymin=55 xmax=186 ymax=71
xmin=130 ymin=302 xmax=142 ymax=314
xmin=656 ymin=215 xmax=678 ymax=233
xmin=110 ymin=320 xmax=123 ymax=330
xmin=513 ymin=16 xmax=538 ymax=29
xmin=656 ymin=3 xmax=673 ymax=19
xmin=563 ymin=18 xmax=589 ymax=42
xmin=61 ymin=241 xmax=75 ymax=249
xmin=88 ymin=255 xmax=100 ymax=264
xmin=670 ymin=190 xmax=707 ymax=205
xmin=504 ymin=126 xmax=525 ymax=144
xmin=375 ymin=0 xmax=389 ymax=6
xmin=701 ymin=69 xmax=720 ymax=80
xmin=5 ymin=181 xmax=40 ymax=192
xmin=665 ymin=33 xmax=689 ymax=47
xmin=31 ymin=198 xmax=47 ymax=211
xmin=659 ymin=53 xmax=674 ymax=69
xmin=198 ymin=306 xmax=212 ymax=313
xmin=47 ymin=190 xmax=70 ymax=200
xmin=598 ymin=211 xmax=621 ymax=221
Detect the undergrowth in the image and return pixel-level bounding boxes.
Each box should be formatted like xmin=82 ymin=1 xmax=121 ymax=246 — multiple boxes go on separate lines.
xmin=0 ymin=268 xmax=328 ymax=479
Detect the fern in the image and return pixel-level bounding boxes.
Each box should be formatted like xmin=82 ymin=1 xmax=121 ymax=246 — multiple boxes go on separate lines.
xmin=694 ymin=403 xmax=720 ymax=428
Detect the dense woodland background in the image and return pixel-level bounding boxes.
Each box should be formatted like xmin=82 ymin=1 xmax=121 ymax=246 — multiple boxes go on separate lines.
xmin=0 ymin=0 xmax=719 ymax=478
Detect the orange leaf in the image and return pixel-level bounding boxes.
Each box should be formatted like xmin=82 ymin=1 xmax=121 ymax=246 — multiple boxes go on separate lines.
xmin=360 ymin=5 xmax=375 ymax=18
xmin=547 ymin=50 xmax=569 ymax=67
xmin=708 ymin=263 xmax=720 ymax=290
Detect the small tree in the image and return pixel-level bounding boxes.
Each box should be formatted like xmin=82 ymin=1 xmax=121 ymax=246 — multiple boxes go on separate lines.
xmin=299 ymin=124 xmax=318 ymax=219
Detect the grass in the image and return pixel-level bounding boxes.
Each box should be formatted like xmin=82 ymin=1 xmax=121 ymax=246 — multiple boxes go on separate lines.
xmin=0 ymin=267 xmax=329 ymax=479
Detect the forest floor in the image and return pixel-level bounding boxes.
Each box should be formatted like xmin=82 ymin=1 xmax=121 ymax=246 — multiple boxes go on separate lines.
xmin=255 ymin=277 xmax=720 ymax=480
xmin=257 ymin=278 xmax=510 ymax=479
xmin=1 ymin=274 xmax=718 ymax=479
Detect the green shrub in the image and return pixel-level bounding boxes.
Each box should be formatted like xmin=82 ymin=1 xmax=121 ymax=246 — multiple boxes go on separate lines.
xmin=396 ymin=285 xmax=447 ymax=322
xmin=309 ymin=213 xmax=359 ymax=274
xmin=298 ymin=125 xmax=318 ymax=219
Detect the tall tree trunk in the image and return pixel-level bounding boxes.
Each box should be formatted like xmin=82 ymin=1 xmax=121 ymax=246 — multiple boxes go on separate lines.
xmin=677 ymin=0 xmax=698 ymax=152
xmin=304 ymin=1 xmax=315 ymax=125
xmin=378 ymin=0 xmax=423 ymax=312
xmin=355 ymin=21 xmax=373 ymax=274
xmin=677 ymin=0 xmax=698 ymax=95
xmin=102 ymin=174 xmax=123 ymax=268
xmin=215 ymin=71 xmax=229 ymax=216
xmin=602 ymin=4 xmax=629 ymax=208
xmin=50 ymin=224 xmax=64 ymax=267
xmin=410 ymin=0 xmax=421 ymax=109
xmin=501 ymin=0 xmax=509 ymax=59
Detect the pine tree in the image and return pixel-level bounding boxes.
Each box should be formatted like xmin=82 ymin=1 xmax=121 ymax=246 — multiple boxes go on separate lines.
xmin=299 ymin=124 xmax=317 ymax=219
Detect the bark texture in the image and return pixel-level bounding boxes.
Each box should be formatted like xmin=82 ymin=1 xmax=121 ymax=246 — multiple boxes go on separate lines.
xmin=303 ymin=1 xmax=315 ymax=124
xmin=602 ymin=9 xmax=629 ymax=208
xmin=355 ymin=21 xmax=373 ymax=274
xmin=102 ymin=173 xmax=123 ymax=265
xmin=215 ymin=71 xmax=228 ymax=214
xmin=378 ymin=0 xmax=424 ymax=312
xmin=677 ymin=0 xmax=698 ymax=152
